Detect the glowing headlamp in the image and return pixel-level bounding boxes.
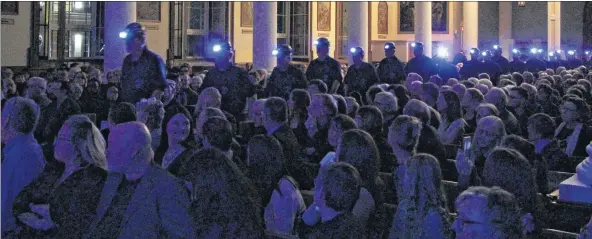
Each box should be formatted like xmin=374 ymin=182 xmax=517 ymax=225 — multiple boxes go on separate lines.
xmin=568 ymin=50 xmax=575 ymax=56
xmin=556 ymin=50 xmax=562 ymax=54
xmin=272 ymin=49 xmax=279 ymax=56
xmin=314 ymin=40 xmax=319 ymax=46
xmin=549 ymin=52 xmax=554 ymax=57
xmin=119 ymin=31 xmax=128 ymax=39
xmin=530 ymin=48 xmax=538 ymax=54
xmin=512 ymin=49 xmax=519 ymax=54
xmin=481 ymin=52 xmax=487 ymax=57
xmin=585 ymin=51 xmax=590 ymax=55
xmin=493 ymin=45 xmax=499 ymax=50
xmin=411 ymin=42 xmax=416 ymax=48
xmin=384 ymin=45 xmax=390 ymax=50
xmin=538 ymin=49 xmax=543 ymax=53
xmin=470 ymin=49 xmax=475 ymax=54
xmin=350 ymin=48 xmax=357 ymax=54
xmin=436 ymin=47 xmax=449 ymax=58
xmin=213 ymin=44 xmax=222 ymax=53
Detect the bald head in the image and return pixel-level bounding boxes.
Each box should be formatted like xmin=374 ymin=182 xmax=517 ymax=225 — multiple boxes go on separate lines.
xmin=107 ymin=122 xmax=153 ymax=173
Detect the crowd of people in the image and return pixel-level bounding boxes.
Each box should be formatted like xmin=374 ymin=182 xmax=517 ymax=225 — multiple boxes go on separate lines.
xmin=2 ymin=22 xmax=592 ymax=238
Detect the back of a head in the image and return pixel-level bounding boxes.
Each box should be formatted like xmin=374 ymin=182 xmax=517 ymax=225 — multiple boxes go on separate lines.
xmin=403 ymin=99 xmax=431 ymax=123
xmin=374 ymin=91 xmax=399 ymax=113
xmin=321 ymin=162 xmax=362 ymax=212
xmin=2 ymin=97 xmax=40 ymax=134
xmin=309 ymin=80 xmax=328 ymax=94
xmin=109 ymin=102 xmax=137 ymax=125
xmin=422 ymin=82 xmax=440 ymax=99
xmin=356 ymin=105 xmax=384 ymax=136
xmin=337 ymin=129 xmax=380 ymax=183
xmin=366 ymin=85 xmax=385 ymax=105
xmin=466 ymin=88 xmax=484 ymax=103
xmin=403 ymin=153 xmax=445 ymax=206
xmin=108 ymin=122 xmax=152 ymax=169
xmin=390 ymin=115 xmax=422 ymax=153
xmin=485 ymin=87 xmax=508 ymax=110
xmin=478 ymin=73 xmax=491 ymax=80
xmin=291 ymin=89 xmax=311 ymax=110
xmin=264 ymin=97 xmax=288 ymax=123
xmin=500 ymin=135 xmax=534 ymax=160
xmin=332 ymin=94 xmax=347 ymax=115
xmin=66 ymin=115 xmax=107 ymax=168
xmin=203 ymin=117 xmax=233 ymax=151
xmin=429 ymin=75 xmax=443 ymax=86
xmin=246 ymin=135 xmax=285 ymax=203
xmin=528 ymin=113 xmax=555 ymax=139
xmin=136 ymin=98 xmax=165 ymax=130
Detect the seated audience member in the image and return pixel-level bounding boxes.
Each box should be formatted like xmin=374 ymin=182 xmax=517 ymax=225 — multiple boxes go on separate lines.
xmin=136 ymin=98 xmax=165 ymax=151
xmin=485 ymin=87 xmax=521 ymax=136
xmin=456 ymin=116 xmax=506 ymax=190
xmin=429 ymin=75 xmax=444 ymax=87
xmin=388 ymin=115 xmax=422 ymax=202
xmin=475 ymin=103 xmax=499 ymax=122
xmin=520 ymin=83 xmax=543 ymax=114
xmin=68 ymin=83 xmax=84 ymax=102
xmin=288 ymin=89 xmax=311 ymax=147
xmin=247 ymin=98 xmax=268 ymax=137
xmin=403 ymin=99 xmax=447 ymax=166
xmin=452 ymin=186 xmax=525 ymax=239
xmin=507 ymin=87 xmax=533 ymax=136
xmin=389 ymin=154 xmax=453 ymax=239
xmin=461 ymin=88 xmax=484 ymax=134
xmin=14 ymin=115 xmax=108 ymax=238
xmin=195 ymin=107 xmax=227 ymax=144
xmin=344 ymin=97 xmax=359 ymax=119
xmin=437 ymin=90 xmax=467 ymax=145
xmin=186 ymin=148 xmax=265 ymax=238
xmin=500 ymin=135 xmax=549 ymax=194
xmin=246 ymin=135 xmax=306 ymax=237
xmin=366 ymin=85 xmax=385 ymax=106
xmin=202 ymin=117 xmax=246 ymax=170
xmin=390 ymin=85 xmax=410 ymax=116
xmin=1 ymin=97 xmax=47 ymax=235
xmin=355 ymin=106 xmax=395 ymax=173
xmin=2 ymin=78 xmax=18 ymax=107
xmin=305 ymin=94 xmax=338 ymax=163
xmin=556 ymin=96 xmax=592 ymax=157
xmin=374 ymin=92 xmax=399 ymax=135
xmin=188 ymin=75 xmax=202 ymax=93
xmin=528 ymin=113 xmax=569 ymax=171
xmin=451 ymin=84 xmax=467 ymax=104
xmin=101 ymin=102 xmax=136 ymax=144
xmin=44 ymin=81 xmax=82 ymax=146
xmin=299 ymin=162 xmax=365 ymax=238
xmin=421 ymin=82 xmax=439 ymax=109
xmin=332 ymin=94 xmax=347 ymax=115
xmin=475 ymin=84 xmax=489 ymax=95
xmin=25 ymin=77 xmax=53 ymax=142
xmin=79 ymin=79 xmax=105 ymax=120
xmin=482 ymin=147 xmax=538 ymax=234
xmin=307 ymin=80 xmax=328 ymax=96
xmin=154 ymin=105 xmax=197 ymax=175
xmin=72 ymin=71 xmax=88 ymax=88
xmin=177 ymin=74 xmax=199 ymax=106
xmin=97 ymin=85 xmax=120 ymax=124
xmin=323 ymin=114 xmax=358 ymax=166
xmin=85 ymin=122 xmax=195 ymax=238
xmin=536 ymin=84 xmax=560 ymax=117
xmin=447 ymin=78 xmax=459 ymax=87
xmin=264 ymin=97 xmax=302 ymax=171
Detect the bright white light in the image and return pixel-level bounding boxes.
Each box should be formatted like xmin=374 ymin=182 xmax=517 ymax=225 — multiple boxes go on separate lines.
xmin=586 ymin=51 xmax=590 ymax=55
xmin=556 ymin=50 xmax=561 ymax=54
xmin=411 ymin=43 xmax=416 ymax=47
xmin=314 ymin=40 xmax=319 ymax=46
xmin=530 ymin=48 xmax=537 ymax=54
xmin=119 ymin=31 xmax=127 ymax=39
xmin=493 ymin=45 xmax=499 ymax=49
xmin=538 ymin=49 xmax=543 ymax=53
xmin=481 ymin=52 xmax=487 ymax=56
xmin=213 ymin=45 xmax=222 ymax=52
xmin=74 ymin=33 xmax=82 ymax=57
xmin=549 ymin=52 xmax=554 ymax=56
xmin=470 ymin=49 xmax=475 ymax=54
xmin=272 ymin=49 xmax=278 ymax=56
xmin=350 ymin=48 xmax=357 ymax=53
xmin=384 ymin=45 xmax=390 ymax=50
xmin=436 ymin=47 xmax=448 ymax=58
xmin=512 ymin=49 xmax=518 ymax=54
xmin=74 ymin=2 xmax=83 ymax=9
xmin=568 ymin=50 xmax=575 ymax=56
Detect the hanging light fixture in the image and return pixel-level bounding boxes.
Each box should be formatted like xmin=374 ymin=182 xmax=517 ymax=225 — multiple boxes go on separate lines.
xmin=518 ymin=1 xmax=526 ymax=7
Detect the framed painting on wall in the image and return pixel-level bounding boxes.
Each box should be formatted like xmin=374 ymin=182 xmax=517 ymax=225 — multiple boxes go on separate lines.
xmin=1 ymin=2 xmax=19 ymax=15
xmin=432 ymin=1 xmax=448 ymax=33
xmin=399 ymin=1 xmax=448 ymax=33
xmin=378 ymin=2 xmax=388 ymax=35
xmin=241 ymin=2 xmax=253 ymax=27
xmin=317 ymin=2 xmax=331 ymax=31
xmin=137 ymin=2 xmax=161 ymax=22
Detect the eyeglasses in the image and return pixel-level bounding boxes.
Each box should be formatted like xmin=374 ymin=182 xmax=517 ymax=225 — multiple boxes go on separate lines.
xmin=476 ymin=129 xmax=501 ymax=138
xmin=560 ymin=105 xmax=577 ymax=112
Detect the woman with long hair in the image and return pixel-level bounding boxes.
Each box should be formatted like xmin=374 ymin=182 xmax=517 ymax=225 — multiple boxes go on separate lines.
xmin=288 ymin=89 xmax=311 ymax=147
xmin=389 ymin=154 xmax=452 ymax=239
xmin=154 ymin=104 xmax=197 ymax=175
xmin=437 ymin=90 xmax=467 ymax=145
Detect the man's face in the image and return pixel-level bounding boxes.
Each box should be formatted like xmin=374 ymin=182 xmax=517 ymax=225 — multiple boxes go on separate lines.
xmin=507 ymin=90 xmax=525 ymax=109
xmin=106 ymin=87 xmax=119 ymax=101
xmin=179 ymin=75 xmax=190 ymax=89
xmin=180 ymin=67 xmax=190 ymax=76
xmin=73 ymin=73 xmax=87 ymax=87
xmin=385 ymin=48 xmax=395 ymax=57
xmin=57 ymin=70 xmax=69 ymax=82
xmin=87 ymin=81 xmax=100 ymax=94
xmin=27 ymin=81 xmax=47 ymax=98
xmin=189 ymin=77 xmax=202 ymax=91
xmin=452 ymin=196 xmax=498 ymax=239
xmin=308 ymin=96 xmax=326 ymax=119
xmin=352 ymin=54 xmax=363 ymax=64
xmin=413 ymin=47 xmax=424 ymax=57
xmin=3 ymin=79 xmax=16 ymax=95
xmin=125 ymin=37 xmax=143 ymax=53
xmin=277 ymin=55 xmax=292 ymax=66
xmin=164 ymin=83 xmax=176 ymax=100
xmin=47 ymin=82 xmax=62 ymax=99
xmin=475 ymin=121 xmax=502 ymax=148
xmin=316 ymin=46 xmax=329 ymax=58
xmin=251 ymin=104 xmax=265 ymax=127
xmin=560 ymin=102 xmax=578 ymax=123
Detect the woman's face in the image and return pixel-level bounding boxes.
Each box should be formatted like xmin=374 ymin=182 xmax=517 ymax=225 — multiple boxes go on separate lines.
xmin=167 ymin=113 xmax=190 ymax=144
xmin=305 ymin=114 xmax=318 ymax=138
xmin=73 ymin=73 xmax=86 ymax=87
xmin=560 ymin=102 xmax=578 ymax=123
xmin=106 ymin=87 xmax=119 ymax=101
xmin=54 ymin=122 xmax=76 ymax=163
xmin=436 ymin=94 xmax=448 ymax=112
xmin=475 ymin=122 xmax=501 ymax=148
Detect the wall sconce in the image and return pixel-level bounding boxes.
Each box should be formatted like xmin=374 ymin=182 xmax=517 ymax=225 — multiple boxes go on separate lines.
xmin=518 ymin=1 xmax=526 ymax=7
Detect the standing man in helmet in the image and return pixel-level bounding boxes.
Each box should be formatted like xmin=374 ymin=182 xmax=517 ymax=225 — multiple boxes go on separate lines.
xmin=404 ymin=42 xmax=438 ymax=81
xmin=481 ymin=50 xmax=502 ymax=86
xmin=525 ymin=48 xmax=547 ymax=73
xmin=306 ymin=37 xmax=343 ymax=94
xmin=343 ymin=47 xmax=379 ymax=97
xmin=264 ymin=44 xmax=308 ymax=100
xmin=376 ymin=42 xmax=405 ymax=84
xmin=200 ymin=41 xmax=256 ymax=121
xmin=433 ymin=47 xmax=460 ymax=83
xmin=509 ymin=49 xmax=527 ymax=73
xmin=459 ymin=48 xmax=485 ymax=80
xmin=492 ymin=45 xmax=510 ymax=74
xmin=119 ymin=22 xmax=167 ymax=104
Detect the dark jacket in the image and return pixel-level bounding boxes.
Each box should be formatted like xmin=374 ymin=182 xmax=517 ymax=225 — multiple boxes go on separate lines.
xmin=120 ymin=47 xmax=167 ymax=104
xmin=417 ymin=124 xmax=448 ymax=167
xmin=306 ymin=57 xmax=343 ymax=94
xmin=377 ymin=56 xmax=405 ymax=84
xmin=298 ymin=212 xmax=365 ymax=239
xmin=404 ymin=55 xmax=438 ymax=82
xmin=201 ymin=65 xmax=256 ymax=121
xmin=265 ymin=64 xmax=308 ymax=100
xmin=177 ymin=88 xmax=199 ymax=107
xmin=43 ymin=98 xmax=82 ymax=145
xmin=344 ymin=62 xmax=379 ymax=96
xmin=270 ymin=124 xmax=302 ymax=175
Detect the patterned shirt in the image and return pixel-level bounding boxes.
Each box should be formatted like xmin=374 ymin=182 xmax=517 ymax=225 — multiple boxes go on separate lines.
xmin=265 ymin=64 xmax=308 ymax=100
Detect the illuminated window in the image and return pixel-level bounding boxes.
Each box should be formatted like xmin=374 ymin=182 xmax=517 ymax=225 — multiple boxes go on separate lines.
xmin=277 ymin=2 xmax=310 ymax=61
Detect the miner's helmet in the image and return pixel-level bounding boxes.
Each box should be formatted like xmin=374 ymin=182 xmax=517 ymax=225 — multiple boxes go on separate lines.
xmin=413 ymin=42 xmax=424 ymax=50
xmin=314 ymin=37 xmax=330 ymax=48
xmin=469 ymin=47 xmax=480 ymax=56
xmin=120 ymin=22 xmax=146 ymax=41
xmin=212 ymin=41 xmax=233 ymax=54
xmin=350 ymin=47 xmax=364 ymax=56
xmin=273 ymin=44 xmax=293 ymax=57
xmin=384 ymin=42 xmax=396 ymax=50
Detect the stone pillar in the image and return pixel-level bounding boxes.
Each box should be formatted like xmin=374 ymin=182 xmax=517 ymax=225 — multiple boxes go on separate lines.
xmin=462 ymin=2 xmax=479 ymax=51
xmin=548 ymin=2 xmax=561 ymax=51
xmin=347 ymin=2 xmax=369 ymax=65
xmin=253 ymin=2 xmax=277 ymax=71
xmin=499 ymin=2 xmax=513 ymax=59
xmin=414 ymin=1 xmax=432 ymax=57
xmin=104 ymin=2 xmax=136 ymax=74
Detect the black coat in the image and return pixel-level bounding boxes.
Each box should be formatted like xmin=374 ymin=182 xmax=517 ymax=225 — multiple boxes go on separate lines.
xmin=120 ymin=47 xmax=167 ymax=104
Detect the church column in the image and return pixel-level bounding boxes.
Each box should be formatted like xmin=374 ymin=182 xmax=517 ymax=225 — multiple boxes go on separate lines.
xmin=414 ymin=1 xmax=432 ymax=57
xmin=103 ymin=2 xmax=136 ymax=75
xmin=347 ymin=1 xmax=369 ymax=65
xmin=548 ymin=2 xmax=561 ymax=52
xmin=462 ymin=2 xmax=478 ymax=51
xmin=253 ymin=2 xmax=277 ymax=71
xmin=499 ymin=2 xmax=513 ymax=59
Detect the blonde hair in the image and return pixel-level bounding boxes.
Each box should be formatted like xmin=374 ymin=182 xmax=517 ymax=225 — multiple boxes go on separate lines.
xmin=65 ymin=115 xmax=107 ymax=168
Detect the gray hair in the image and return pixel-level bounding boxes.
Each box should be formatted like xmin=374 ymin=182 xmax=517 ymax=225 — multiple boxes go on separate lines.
xmin=136 ymin=98 xmax=165 ymax=130
xmin=3 ymin=97 xmax=39 ymax=134
xmin=64 ymin=115 xmax=107 ymax=168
